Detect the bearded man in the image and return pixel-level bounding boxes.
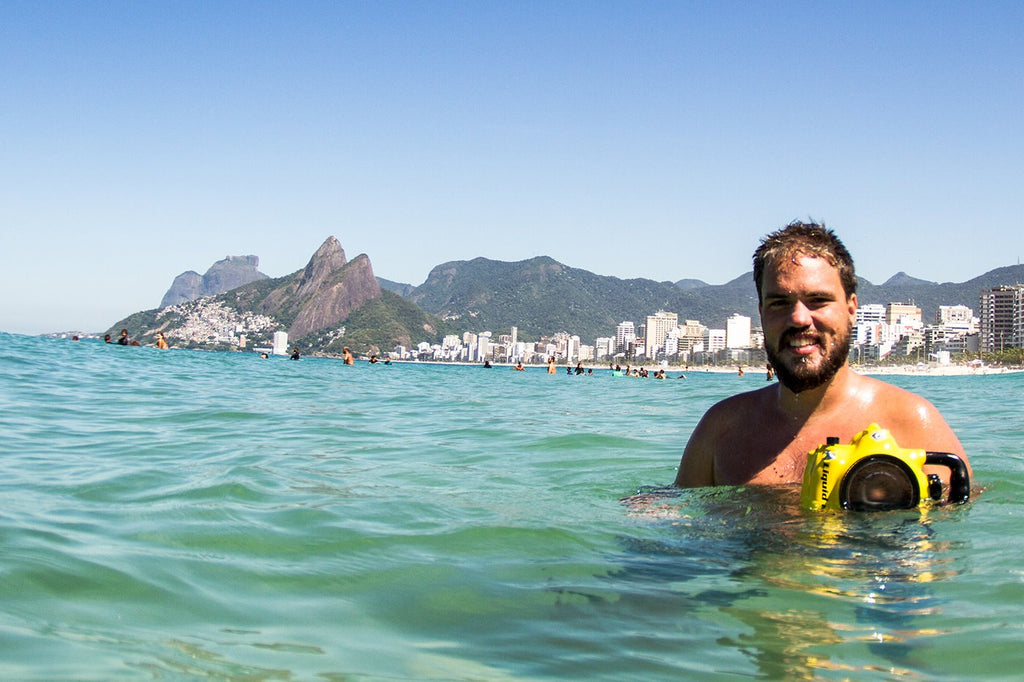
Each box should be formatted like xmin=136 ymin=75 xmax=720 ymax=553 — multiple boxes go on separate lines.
xmin=674 ymin=221 xmax=970 ymax=487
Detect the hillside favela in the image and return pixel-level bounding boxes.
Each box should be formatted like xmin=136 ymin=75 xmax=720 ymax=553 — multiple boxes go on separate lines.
xmin=93 ymin=236 xmax=1024 ymax=372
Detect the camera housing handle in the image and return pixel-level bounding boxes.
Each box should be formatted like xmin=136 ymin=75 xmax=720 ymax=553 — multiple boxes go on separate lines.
xmin=924 ymin=452 xmax=971 ymax=505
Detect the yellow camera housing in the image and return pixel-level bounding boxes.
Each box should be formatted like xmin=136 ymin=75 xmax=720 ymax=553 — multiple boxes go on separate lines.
xmin=801 ymin=423 xmax=970 ymax=511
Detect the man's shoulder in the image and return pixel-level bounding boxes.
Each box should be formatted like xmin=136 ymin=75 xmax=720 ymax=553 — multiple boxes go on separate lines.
xmin=709 ymin=384 xmax=776 ymax=408
xmin=702 ymin=385 xmax=776 ymax=424
xmin=849 ymin=372 xmax=933 ymax=407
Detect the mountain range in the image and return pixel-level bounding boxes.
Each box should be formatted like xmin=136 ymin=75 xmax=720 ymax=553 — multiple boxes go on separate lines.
xmin=109 ymin=237 xmax=1024 ymax=353
xmin=160 ymin=255 xmax=267 ymax=308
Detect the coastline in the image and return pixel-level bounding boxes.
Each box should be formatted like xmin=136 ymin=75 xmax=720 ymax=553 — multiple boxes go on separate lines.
xmin=385 ymin=358 xmax=1024 ymax=377
xmin=854 ymin=364 xmax=1024 ymax=377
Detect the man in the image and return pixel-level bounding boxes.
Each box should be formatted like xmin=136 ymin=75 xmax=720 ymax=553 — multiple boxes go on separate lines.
xmin=675 ymin=221 xmax=970 ymax=487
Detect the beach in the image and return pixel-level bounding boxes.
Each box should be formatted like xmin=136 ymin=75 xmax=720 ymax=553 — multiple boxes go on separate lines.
xmin=398 ymin=358 xmax=1024 ymax=378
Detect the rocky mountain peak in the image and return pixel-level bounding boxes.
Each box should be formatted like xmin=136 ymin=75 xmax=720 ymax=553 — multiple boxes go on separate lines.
xmin=882 ymin=271 xmax=936 ymax=287
xmin=290 ymin=252 xmax=381 ymax=339
xmin=297 ymin=237 xmax=348 ymax=298
xmin=160 ymin=254 xmax=267 ymax=307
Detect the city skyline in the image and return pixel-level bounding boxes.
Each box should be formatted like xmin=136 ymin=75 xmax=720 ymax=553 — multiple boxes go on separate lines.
xmin=3 ymin=3 xmax=1023 ymax=335
xmin=106 ymin=283 xmax=1008 ymax=366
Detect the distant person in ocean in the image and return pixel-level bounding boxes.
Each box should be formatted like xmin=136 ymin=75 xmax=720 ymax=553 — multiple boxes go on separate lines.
xmin=574 ymin=362 xmax=584 ymax=375
xmin=547 ymin=357 xmax=557 ymax=374
xmin=342 ymin=347 xmax=355 ymax=365
xmin=514 ymin=361 xmax=525 ymax=371
xmin=104 ymin=334 xmax=111 ymax=343
xmin=117 ymin=329 xmax=130 ymax=346
xmin=766 ymin=363 xmax=774 ymax=381
xmin=290 ymin=347 xmax=300 ymax=360
xmin=674 ymin=221 xmax=971 ymax=488
xmin=155 ymin=332 xmax=169 ymax=349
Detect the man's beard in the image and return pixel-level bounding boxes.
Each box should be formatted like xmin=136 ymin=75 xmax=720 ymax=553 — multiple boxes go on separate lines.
xmin=765 ymin=325 xmax=851 ymax=394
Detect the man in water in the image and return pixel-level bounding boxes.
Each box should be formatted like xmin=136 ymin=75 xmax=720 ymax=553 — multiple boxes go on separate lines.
xmin=675 ymin=221 xmax=970 ymax=487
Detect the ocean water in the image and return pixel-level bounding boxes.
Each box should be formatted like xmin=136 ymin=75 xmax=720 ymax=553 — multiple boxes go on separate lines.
xmin=2 ymin=333 xmax=1023 ymax=680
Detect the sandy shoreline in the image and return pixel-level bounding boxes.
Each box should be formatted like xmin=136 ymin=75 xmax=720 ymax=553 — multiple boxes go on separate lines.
xmin=385 ymin=358 xmax=1024 ymax=377
xmin=854 ymin=364 xmax=1024 ymax=377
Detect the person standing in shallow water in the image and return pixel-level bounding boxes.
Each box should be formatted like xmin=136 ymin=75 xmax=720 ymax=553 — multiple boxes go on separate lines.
xmin=674 ymin=221 xmax=971 ymax=488
xmin=342 ymin=347 xmax=355 ymax=365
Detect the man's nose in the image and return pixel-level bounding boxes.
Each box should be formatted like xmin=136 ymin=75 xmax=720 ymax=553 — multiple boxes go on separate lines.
xmin=789 ymin=301 xmax=813 ymax=327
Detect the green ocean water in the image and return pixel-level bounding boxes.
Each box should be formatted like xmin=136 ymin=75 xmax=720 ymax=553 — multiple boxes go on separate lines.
xmin=1 ymin=332 xmax=1023 ymax=680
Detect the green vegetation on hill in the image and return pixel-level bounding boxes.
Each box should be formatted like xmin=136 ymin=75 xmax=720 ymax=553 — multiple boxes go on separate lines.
xmin=410 ymin=256 xmax=760 ymax=341
xmin=408 ymin=258 xmax=1024 ymax=342
xmin=312 ymin=291 xmax=456 ymax=356
xmin=105 ymin=308 xmax=165 ymax=341
xmin=222 ymin=274 xmax=301 ymax=328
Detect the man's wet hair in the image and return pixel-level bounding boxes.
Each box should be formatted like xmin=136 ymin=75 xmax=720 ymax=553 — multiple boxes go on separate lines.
xmin=752 ymin=221 xmax=857 ymax=302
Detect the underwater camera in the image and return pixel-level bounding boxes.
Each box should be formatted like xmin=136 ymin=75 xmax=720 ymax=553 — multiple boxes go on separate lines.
xmin=801 ymin=423 xmax=970 ymax=511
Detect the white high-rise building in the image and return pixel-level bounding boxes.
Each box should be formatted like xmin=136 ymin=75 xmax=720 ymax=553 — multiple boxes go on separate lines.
xmin=272 ymin=331 xmax=289 ymax=356
xmin=706 ymin=329 xmax=726 ymax=353
xmin=936 ymin=305 xmax=973 ymax=326
xmin=855 ymin=304 xmax=887 ymax=345
xmin=615 ymin=321 xmax=635 ymax=350
xmin=645 ymin=311 xmax=679 ymax=359
xmin=566 ymin=335 xmax=581 ymax=364
xmin=857 ymin=304 xmax=886 ymax=325
xmin=725 ymin=314 xmax=751 ymax=349
xmin=475 ymin=332 xmax=492 ymax=361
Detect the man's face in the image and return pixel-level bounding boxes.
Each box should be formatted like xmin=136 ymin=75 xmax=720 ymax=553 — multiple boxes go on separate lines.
xmin=758 ymin=255 xmax=856 ymax=393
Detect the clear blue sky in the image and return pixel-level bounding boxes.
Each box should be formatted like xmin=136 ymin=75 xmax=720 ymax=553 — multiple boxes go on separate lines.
xmin=2 ymin=1 xmax=1022 ymax=335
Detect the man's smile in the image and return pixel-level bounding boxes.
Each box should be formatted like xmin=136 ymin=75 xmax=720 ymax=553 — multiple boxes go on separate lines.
xmin=781 ymin=332 xmax=821 ymax=355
